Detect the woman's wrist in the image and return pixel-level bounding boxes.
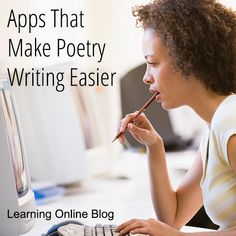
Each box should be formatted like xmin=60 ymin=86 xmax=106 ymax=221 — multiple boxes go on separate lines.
xmin=146 ymin=136 xmax=165 ymax=155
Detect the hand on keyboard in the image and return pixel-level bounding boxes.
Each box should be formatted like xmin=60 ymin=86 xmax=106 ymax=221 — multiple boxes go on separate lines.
xmin=57 ymin=223 xmax=147 ymax=236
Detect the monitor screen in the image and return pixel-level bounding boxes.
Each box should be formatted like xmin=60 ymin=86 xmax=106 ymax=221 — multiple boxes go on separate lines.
xmin=75 ymin=87 xmax=102 ymax=150
xmin=0 ymin=80 xmax=29 ymax=197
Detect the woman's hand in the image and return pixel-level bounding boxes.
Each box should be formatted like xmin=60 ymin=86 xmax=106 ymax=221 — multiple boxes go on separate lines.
xmin=115 ymin=218 xmax=182 ymax=236
xmin=117 ymin=112 xmax=162 ymax=148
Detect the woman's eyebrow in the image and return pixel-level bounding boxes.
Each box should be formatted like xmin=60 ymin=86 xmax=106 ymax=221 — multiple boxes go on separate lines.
xmin=145 ymin=54 xmax=160 ymax=61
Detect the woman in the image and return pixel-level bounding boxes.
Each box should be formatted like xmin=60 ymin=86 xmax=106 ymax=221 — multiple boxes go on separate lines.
xmin=115 ymin=0 xmax=236 ymax=235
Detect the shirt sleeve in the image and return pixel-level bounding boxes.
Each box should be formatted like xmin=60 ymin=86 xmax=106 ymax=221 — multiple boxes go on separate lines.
xmin=214 ymin=111 xmax=236 ymax=165
xmin=222 ymin=129 xmax=236 ymax=165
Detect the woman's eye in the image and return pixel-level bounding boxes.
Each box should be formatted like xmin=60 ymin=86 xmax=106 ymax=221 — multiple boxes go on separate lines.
xmin=147 ymin=61 xmax=158 ymax=66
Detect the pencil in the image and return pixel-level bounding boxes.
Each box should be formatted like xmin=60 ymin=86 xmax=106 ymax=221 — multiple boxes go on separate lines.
xmin=112 ymin=91 xmax=159 ymax=143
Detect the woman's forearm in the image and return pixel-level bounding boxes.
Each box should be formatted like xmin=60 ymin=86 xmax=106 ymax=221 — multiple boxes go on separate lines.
xmin=147 ymin=142 xmax=178 ymax=226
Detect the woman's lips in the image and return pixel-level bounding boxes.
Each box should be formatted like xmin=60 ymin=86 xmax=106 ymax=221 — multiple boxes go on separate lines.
xmin=149 ymin=89 xmax=161 ymax=102
xmin=155 ymin=93 xmax=162 ymax=102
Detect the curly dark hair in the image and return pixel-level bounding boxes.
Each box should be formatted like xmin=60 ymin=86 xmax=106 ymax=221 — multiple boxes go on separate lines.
xmin=132 ymin=0 xmax=236 ymax=95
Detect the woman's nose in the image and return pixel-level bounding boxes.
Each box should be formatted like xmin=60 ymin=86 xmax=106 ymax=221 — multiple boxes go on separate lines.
xmin=143 ymin=71 xmax=154 ymax=85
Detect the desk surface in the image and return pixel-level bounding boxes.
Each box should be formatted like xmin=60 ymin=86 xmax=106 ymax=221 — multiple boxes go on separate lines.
xmin=23 ymin=150 xmax=213 ymax=235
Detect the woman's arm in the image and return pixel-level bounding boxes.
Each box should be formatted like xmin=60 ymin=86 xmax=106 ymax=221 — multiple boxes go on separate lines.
xmin=116 ymin=218 xmax=236 ymax=236
xmin=181 ymin=135 xmax=236 ymax=236
xmin=147 ymin=146 xmax=203 ymax=229
xmin=118 ymin=112 xmax=203 ymax=229
xmin=117 ymin=117 xmax=236 ymax=235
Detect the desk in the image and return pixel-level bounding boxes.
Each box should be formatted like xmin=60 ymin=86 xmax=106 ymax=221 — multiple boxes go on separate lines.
xmin=23 ymin=150 xmax=213 ymax=235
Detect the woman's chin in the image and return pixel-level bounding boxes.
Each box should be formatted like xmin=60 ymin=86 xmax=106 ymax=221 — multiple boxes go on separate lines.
xmin=161 ymin=101 xmax=180 ymax=110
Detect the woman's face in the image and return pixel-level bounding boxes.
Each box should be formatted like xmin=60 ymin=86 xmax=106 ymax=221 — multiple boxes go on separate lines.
xmin=142 ymin=28 xmax=197 ymax=109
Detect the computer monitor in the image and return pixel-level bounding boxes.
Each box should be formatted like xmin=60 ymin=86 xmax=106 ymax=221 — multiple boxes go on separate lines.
xmin=0 ymin=78 xmax=36 ymax=236
xmin=10 ymin=63 xmax=117 ymax=185
xmin=73 ymin=80 xmax=119 ymax=177
xmin=10 ymin=64 xmax=88 ymax=185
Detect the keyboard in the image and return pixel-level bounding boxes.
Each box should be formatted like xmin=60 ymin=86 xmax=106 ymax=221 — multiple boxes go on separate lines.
xmin=57 ymin=223 xmax=146 ymax=236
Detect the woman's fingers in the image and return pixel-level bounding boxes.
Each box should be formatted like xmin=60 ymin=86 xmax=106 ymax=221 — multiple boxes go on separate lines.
xmin=116 ymin=111 xmax=156 ymax=145
xmin=116 ymin=218 xmax=181 ymax=236
xmin=116 ymin=112 xmax=141 ymax=143
xmin=127 ymin=123 xmax=145 ymax=142
xmin=130 ymin=227 xmax=150 ymax=235
xmin=116 ymin=219 xmax=147 ymax=235
xmin=115 ymin=219 xmax=141 ymax=232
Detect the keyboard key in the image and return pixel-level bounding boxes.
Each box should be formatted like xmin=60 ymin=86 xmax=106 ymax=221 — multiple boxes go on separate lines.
xmin=57 ymin=223 xmax=148 ymax=236
xmin=58 ymin=224 xmax=85 ymax=236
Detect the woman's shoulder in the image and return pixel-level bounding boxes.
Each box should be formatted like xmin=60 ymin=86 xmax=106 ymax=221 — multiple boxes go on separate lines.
xmin=211 ymin=94 xmax=236 ymax=131
xmin=210 ymin=94 xmax=236 ymax=164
